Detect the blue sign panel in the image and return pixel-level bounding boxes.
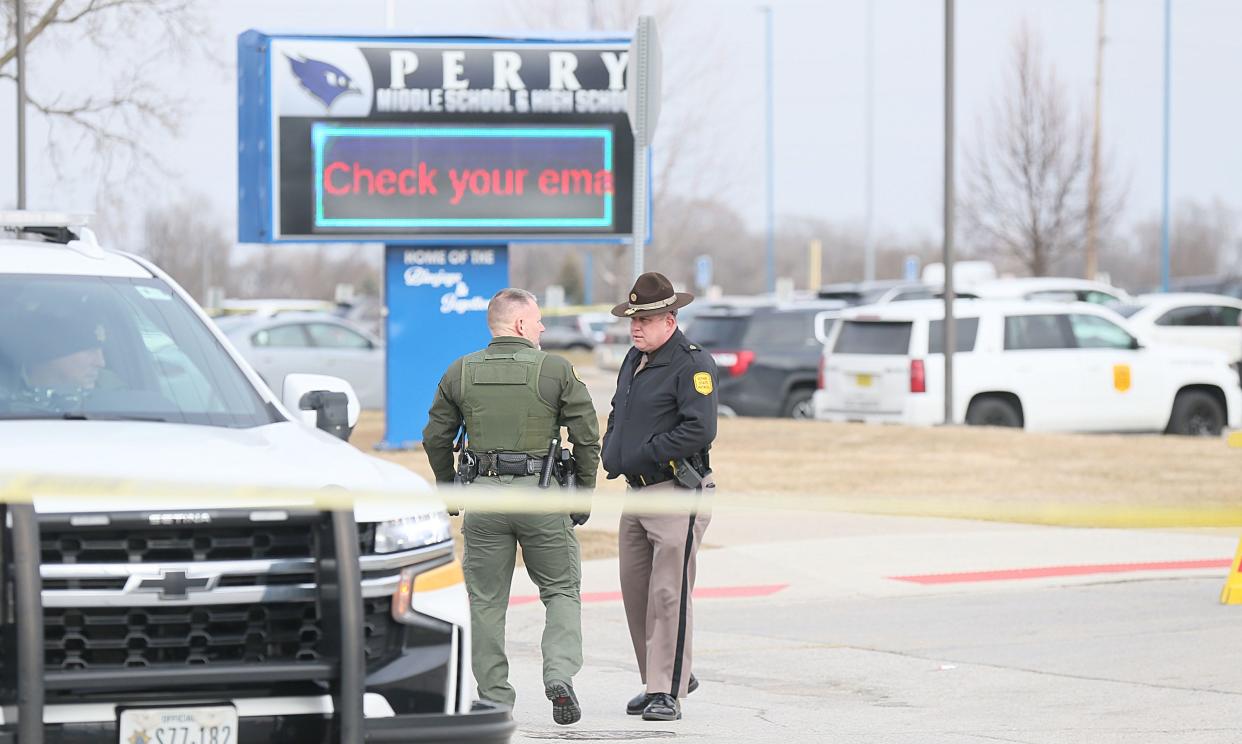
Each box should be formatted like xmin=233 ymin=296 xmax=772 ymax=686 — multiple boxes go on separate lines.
xmin=904 ymin=255 xmax=921 ymax=282
xmin=381 ymin=244 xmax=509 ymax=448
xmin=313 ymin=125 xmax=615 ymax=230
xmin=694 ymin=254 xmax=713 ymax=290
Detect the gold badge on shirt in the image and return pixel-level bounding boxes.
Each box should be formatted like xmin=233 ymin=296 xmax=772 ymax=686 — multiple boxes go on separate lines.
xmin=693 ymin=372 xmax=713 ymax=395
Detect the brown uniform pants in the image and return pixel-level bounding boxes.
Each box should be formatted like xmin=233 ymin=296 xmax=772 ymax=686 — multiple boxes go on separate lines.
xmin=618 ymin=479 xmax=713 ymax=697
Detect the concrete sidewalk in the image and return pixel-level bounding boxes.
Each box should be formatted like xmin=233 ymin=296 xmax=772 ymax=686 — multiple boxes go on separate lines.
xmin=491 ymin=512 xmax=1242 ymax=743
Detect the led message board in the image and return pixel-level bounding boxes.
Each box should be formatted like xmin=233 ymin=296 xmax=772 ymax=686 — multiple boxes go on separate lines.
xmin=238 ymin=32 xmax=641 ymax=243
xmin=313 ymin=125 xmax=615 ymax=230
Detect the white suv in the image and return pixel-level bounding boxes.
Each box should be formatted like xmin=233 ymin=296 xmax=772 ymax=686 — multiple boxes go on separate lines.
xmin=0 ymin=213 xmax=512 ymax=744
xmin=813 ymin=299 xmax=1241 ymax=435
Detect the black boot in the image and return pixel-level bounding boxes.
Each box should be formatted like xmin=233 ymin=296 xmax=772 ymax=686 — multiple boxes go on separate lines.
xmin=626 ymin=691 xmax=654 ymax=716
xmin=626 ymin=675 xmax=698 ymax=715
xmin=545 ymin=680 xmax=581 ymax=726
xmin=641 ymin=693 xmax=681 ymax=721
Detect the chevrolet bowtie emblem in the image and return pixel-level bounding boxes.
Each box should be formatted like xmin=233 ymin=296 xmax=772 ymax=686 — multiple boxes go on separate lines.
xmin=133 ymin=570 xmax=215 ymax=599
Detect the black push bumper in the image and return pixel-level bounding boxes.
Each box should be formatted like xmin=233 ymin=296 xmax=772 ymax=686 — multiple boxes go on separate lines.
xmin=0 ymin=504 xmax=513 ymax=744
xmin=0 ymin=703 xmax=514 ymax=744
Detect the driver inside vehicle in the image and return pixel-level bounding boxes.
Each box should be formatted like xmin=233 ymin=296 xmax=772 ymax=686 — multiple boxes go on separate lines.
xmin=5 ymin=310 xmax=112 ymax=410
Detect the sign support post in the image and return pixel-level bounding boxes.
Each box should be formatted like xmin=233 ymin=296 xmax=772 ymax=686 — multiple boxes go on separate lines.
xmin=628 ymin=17 xmax=661 ymax=281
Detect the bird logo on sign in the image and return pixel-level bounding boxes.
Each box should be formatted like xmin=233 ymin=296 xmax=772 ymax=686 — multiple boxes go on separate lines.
xmin=287 ymin=55 xmax=360 ymax=109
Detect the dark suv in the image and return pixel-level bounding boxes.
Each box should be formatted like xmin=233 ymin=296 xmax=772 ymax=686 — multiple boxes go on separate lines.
xmin=688 ymin=302 xmax=843 ymax=418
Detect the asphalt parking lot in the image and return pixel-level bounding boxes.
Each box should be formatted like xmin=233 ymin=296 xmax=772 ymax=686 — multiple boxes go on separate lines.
xmin=499 ymin=511 xmax=1242 ymax=743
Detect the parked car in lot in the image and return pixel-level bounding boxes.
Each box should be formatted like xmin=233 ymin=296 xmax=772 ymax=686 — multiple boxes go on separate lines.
xmin=1110 ymin=293 xmax=1242 ymax=364
xmin=1166 ymin=274 xmax=1242 ymax=300
xmin=813 ymin=299 xmax=1240 ymax=435
xmin=817 ymin=280 xmax=938 ymax=305
xmin=0 ymin=212 xmax=511 ymax=743
xmin=689 ymin=301 xmax=846 ymax=418
xmin=593 ymin=296 xmax=776 ymax=371
xmin=964 ymin=277 xmax=1131 ymax=305
xmin=540 ymin=311 xmax=612 ymax=350
xmin=216 ymin=312 xmax=385 ymax=409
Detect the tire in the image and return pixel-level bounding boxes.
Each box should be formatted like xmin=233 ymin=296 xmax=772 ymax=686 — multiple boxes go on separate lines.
xmin=1166 ymin=390 xmax=1225 ymax=437
xmin=782 ymin=388 xmax=816 ymax=420
xmin=965 ymin=396 xmax=1022 ymax=428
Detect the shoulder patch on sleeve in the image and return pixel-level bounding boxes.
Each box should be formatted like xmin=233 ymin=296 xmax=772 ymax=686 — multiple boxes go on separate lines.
xmin=693 ymin=371 xmax=714 ymax=395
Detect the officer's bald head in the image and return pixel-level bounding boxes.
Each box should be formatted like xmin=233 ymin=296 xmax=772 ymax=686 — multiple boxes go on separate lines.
xmin=488 ymin=288 xmax=544 ymax=345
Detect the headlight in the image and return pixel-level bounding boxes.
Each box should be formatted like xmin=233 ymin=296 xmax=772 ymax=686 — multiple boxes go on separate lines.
xmin=374 ymin=512 xmax=452 ymax=553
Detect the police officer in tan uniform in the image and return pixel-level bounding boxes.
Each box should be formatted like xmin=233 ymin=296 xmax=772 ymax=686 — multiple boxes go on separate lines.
xmin=601 ymin=272 xmax=717 ymax=722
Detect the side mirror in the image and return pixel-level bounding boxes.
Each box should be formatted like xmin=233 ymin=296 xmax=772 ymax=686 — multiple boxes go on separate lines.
xmin=1130 ymin=336 xmax=1143 ymax=350
xmin=282 ymin=373 xmax=360 ymax=441
xmin=813 ymin=311 xmax=840 ymax=346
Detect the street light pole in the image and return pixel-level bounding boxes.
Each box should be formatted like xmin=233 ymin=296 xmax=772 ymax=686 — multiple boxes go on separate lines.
xmin=16 ymin=0 xmax=28 ymax=209
xmin=763 ymin=5 xmax=776 ymax=294
xmin=942 ymin=0 xmax=956 ymax=425
xmin=864 ymin=0 xmax=876 ymax=283
xmin=1085 ymin=0 xmax=1106 ymax=281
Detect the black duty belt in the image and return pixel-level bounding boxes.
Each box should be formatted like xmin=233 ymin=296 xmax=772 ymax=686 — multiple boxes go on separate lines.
xmin=625 ymin=472 xmax=674 ymax=490
xmin=473 ymin=451 xmax=542 ymax=477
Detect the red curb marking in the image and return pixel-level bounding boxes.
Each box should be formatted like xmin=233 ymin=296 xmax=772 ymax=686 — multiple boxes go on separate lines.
xmin=891 ymin=558 xmax=1232 ymax=585
xmin=509 ymin=583 xmax=788 ymax=606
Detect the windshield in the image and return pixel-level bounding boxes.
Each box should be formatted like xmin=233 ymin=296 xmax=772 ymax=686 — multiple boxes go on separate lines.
xmin=688 ymin=315 xmax=749 ymax=348
xmin=0 ymin=275 xmax=280 ymax=427
xmin=1108 ymin=303 xmax=1144 ymax=318
xmin=833 ymin=320 xmax=914 ymax=355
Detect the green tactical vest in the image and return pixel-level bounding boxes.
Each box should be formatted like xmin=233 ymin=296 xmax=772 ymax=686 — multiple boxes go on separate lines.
xmin=459 ymin=346 xmax=559 ymax=454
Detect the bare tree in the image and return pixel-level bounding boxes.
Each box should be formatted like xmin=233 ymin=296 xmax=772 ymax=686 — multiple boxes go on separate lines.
xmin=1 ymin=0 xmax=207 ymax=182
xmin=141 ymin=195 xmax=231 ymax=303
xmin=961 ymin=25 xmax=1122 ymax=277
xmin=227 ymin=244 xmax=382 ymax=302
xmin=1103 ymin=200 xmax=1242 ymax=290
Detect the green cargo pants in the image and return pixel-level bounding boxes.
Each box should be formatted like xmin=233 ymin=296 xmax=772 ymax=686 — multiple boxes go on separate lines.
xmin=461 ymin=474 xmax=583 ymax=706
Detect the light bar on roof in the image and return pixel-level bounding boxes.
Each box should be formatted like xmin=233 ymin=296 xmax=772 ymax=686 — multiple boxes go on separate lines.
xmin=0 ymin=211 xmax=92 ymax=229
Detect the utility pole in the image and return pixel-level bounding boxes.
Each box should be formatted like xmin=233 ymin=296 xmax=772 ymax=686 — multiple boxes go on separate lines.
xmin=1085 ymin=0 xmax=1106 ymax=280
xmin=16 ymin=0 xmax=28 ymax=209
xmin=942 ymin=0 xmax=956 ymax=425
xmin=863 ymin=0 xmax=876 ymax=283
xmin=763 ymin=6 xmax=776 ymax=294
xmin=1160 ymin=0 xmax=1172 ymax=292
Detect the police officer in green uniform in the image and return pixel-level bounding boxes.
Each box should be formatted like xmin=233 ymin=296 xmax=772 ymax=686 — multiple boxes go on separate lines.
xmin=422 ymin=288 xmax=600 ymax=725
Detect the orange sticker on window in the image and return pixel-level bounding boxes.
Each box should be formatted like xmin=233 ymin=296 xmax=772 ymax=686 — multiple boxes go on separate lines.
xmin=1114 ymin=364 xmax=1131 ymax=392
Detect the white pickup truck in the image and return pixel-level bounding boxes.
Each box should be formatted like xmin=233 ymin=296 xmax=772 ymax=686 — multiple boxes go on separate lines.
xmin=0 ymin=213 xmax=513 ymax=744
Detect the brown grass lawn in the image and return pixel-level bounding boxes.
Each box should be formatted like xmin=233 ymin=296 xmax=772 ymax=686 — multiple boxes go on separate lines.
xmin=351 ymin=411 xmax=1241 ymax=558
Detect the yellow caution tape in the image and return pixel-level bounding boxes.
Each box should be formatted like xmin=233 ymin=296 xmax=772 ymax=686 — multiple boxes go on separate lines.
xmin=2 ymin=471 xmax=1242 ymax=528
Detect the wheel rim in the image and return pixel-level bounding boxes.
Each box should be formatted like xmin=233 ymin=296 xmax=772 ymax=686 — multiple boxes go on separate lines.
xmin=792 ymin=399 xmax=814 ymax=419
xmin=1186 ymin=405 xmax=1218 ymax=435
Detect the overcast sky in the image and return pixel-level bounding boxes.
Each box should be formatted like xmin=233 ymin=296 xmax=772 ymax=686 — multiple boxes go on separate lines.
xmin=1 ymin=0 xmax=1239 ymax=246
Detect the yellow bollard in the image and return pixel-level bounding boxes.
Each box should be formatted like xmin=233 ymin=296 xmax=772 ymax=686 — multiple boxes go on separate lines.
xmin=1221 ymin=537 xmax=1242 ymax=605
xmin=1229 ymin=431 xmax=1242 ymax=449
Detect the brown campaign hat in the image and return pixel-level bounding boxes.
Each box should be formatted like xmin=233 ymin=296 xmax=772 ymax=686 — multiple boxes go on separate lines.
xmin=611 ymin=272 xmax=695 ymax=318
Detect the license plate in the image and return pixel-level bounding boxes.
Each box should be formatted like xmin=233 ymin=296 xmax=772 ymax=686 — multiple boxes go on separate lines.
xmin=855 ymin=374 xmax=873 ymax=387
xmin=119 ymin=705 xmax=238 ymax=744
